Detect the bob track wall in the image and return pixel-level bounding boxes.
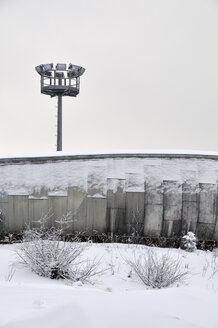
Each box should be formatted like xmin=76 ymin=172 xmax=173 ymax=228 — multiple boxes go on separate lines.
xmin=0 ymin=152 xmax=218 ymax=241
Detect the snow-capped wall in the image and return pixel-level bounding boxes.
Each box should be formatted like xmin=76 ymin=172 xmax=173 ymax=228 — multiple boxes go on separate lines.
xmin=0 ymin=151 xmax=218 ymax=240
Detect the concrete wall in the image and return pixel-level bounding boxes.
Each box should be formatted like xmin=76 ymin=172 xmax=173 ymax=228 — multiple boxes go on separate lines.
xmin=1 ymin=152 xmax=218 ymax=240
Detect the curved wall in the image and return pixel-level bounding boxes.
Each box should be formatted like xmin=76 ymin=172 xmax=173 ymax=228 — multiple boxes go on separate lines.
xmin=0 ymin=152 xmax=218 ymax=240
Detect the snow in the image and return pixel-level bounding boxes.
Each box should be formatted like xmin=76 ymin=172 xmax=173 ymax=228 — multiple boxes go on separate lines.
xmin=1 ymin=149 xmax=218 ymax=159
xmin=1 ymin=154 xmax=218 ymax=195
xmin=0 ymin=243 xmax=217 ymax=328
xmin=28 ymin=196 xmax=48 ymax=200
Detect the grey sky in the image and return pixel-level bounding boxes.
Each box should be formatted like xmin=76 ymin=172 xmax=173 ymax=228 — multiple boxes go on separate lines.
xmin=0 ymin=0 xmax=218 ymax=154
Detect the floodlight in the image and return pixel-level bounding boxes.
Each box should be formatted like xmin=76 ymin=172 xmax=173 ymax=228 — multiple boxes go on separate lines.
xmin=68 ymin=65 xmax=85 ymax=78
xmin=35 ymin=62 xmax=85 ymax=152
xmin=35 ymin=65 xmax=43 ymax=75
xmin=78 ymin=67 xmax=85 ymax=76
xmin=42 ymin=63 xmax=53 ymax=71
xmin=56 ymin=63 xmax=66 ymax=71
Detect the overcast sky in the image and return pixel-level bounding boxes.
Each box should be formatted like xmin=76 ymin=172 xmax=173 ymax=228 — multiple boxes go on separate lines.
xmin=0 ymin=0 xmax=218 ymax=154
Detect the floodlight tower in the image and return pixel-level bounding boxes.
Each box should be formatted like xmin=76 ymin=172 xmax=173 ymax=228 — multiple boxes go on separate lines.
xmin=35 ymin=63 xmax=85 ymax=151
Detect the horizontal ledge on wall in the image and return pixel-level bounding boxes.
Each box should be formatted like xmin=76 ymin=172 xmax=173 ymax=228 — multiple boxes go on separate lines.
xmin=2 ymin=152 xmax=218 ymax=164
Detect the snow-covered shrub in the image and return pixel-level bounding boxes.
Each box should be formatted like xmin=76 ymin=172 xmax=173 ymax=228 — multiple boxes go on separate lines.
xmin=16 ymin=215 xmax=101 ymax=283
xmin=126 ymin=248 xmax=188 ymax=289
xmin=181 ymin=232 xmax=197 ymax=252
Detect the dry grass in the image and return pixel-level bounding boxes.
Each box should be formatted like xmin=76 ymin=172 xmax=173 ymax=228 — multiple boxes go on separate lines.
xmin=126 ymin=248 xmax=189 ymax=288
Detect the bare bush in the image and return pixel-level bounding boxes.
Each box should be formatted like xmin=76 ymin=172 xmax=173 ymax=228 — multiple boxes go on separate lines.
xmin=210 ymin=250 xmax=218 ymax=278
xmin=16 ymin=214 xmax=101 ymax=283
xmin=127 ymin=208 xmax=144 ymax=238
xmin=202 ymin=248 xmax=218 ymax=279
xmin=5 ymin=265 xmax=16 ymax=282
xmin=126 ymin=248 xmax=189 ymax=288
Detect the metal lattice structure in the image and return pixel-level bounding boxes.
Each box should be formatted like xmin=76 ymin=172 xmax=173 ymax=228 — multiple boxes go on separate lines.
xmin=35 ymin=63 xmax=85 ymax=151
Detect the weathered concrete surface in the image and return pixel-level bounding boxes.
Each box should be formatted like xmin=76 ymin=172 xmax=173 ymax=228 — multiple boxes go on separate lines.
xmin=86 ymin=197 xmax=107 ymax=232
xmin=0 ymin=153 xmax=218 ymax=240
xmin=29 ymin=198 xmax=49 ymax=228
xmin=144 ymin=183 xmax=163 ymax=237
xmin=107 ymin=179 xmax=125 ymax=234
xmin=162 ymin=181 xmax=182 ymax=237
xmin=8 ymin=195 xmax=29 ymax=232
xmin=196 ymin=183 xmax=217 ymax=239
xmin=214 ymin=217 xmax=218 ymax=240
xmin=67 ymin=187 xmax=87 ymax=232
xmin=0 ymin=193 xmax=8 ymax=232
xmin=48 ymin=196 xmax=68 ymax=227
xmin=198 ymin=183 xmax=217 ymax=224
xmin=182 ymin=181 xmax=199 ymax=234
xmin=125 ymin=192 xmax=144 ymax=235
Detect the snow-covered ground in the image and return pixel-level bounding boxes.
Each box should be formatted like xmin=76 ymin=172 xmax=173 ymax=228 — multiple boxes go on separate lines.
xmin=0 ymin=243 xmax=217 ymax=328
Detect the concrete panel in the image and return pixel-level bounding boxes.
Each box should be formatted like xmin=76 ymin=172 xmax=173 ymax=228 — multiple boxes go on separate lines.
xmin=144 ymin=183 xmax=163 ymax=237
xmin=162 ymin=220 xmax=182 ymax=237
xmin=196 ymin=223 xmax=215 ymax=240
xmin=48 ymin=196 xmax=68 ymax=228
xmin=86 ymin=198 xmax=107 ymax=233
xmin=67 ymin=187 xmax=87 ymax=232
xmin=107 ymin=179 xmax=125 ymax=209
xmin=182 ymin=182 xmax=199 ymax=203
xmin=0 ymin=203 xmax=9 ymax=232
xmin=213 ymin=217 xmax=218 ymax=240
xmin=182 ymin=203 xmax=198 ymax=233
xmin=182 ymin=181 xmax=199 ymax=234
xmin=106 ymin=208 xmax=125 ymax=234
xmin=0 ymin=193 xmax=9 ymax=232
xmin=144 ymin=204 xmax=163 ymax=237
xmin=199 ymin=183 xmax=217 ymax=224
xmin=0 ymin=210 xmax=4 ymax=233
xmin=125 ymin=192 xmax=145 ymax=236
xmin=163 ymin=181 xmax=182 ymax=206
xmin=28 ymin=198 xmax=49 ymax=228
xmin=163 ymin=181 xmax=182 ymax=221
xmin=145 ymin=183 xmax=163 ymax=205
xmin=107 ymin=179 xmax=126 ymax=234
xmin=8 ymin=195 xmax=29 ymax=232
xmin=0 ymin=193 xmax=8 ymax=203
xmin=164 ymin=204 xmax=182 ymax=223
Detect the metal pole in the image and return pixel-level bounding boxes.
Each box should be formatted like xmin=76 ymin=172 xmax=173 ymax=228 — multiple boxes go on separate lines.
xmin=57 ymin=95 xmax=62 ymax=151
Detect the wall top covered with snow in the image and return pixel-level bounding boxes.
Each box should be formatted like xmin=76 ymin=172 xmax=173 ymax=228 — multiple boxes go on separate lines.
xmin=0 ymin=151 xmax=218 ymax=196
xmin=1 ymin=149 xmax=218 ymax=164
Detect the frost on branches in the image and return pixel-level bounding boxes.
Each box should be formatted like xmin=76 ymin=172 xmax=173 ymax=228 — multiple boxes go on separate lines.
xmin=16 ymin=212 xmax=101 ymax=283
xmin=126 ymin=248 xmax=189 ymax=289
xmin=181 ymin=232 xmax=197 ymax=252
